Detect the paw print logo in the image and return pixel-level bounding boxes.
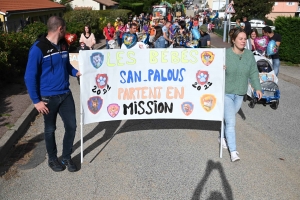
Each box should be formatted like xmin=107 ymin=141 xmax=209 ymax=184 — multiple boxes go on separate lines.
xmin=196 ymin=70 xmax=209 ymax=85
xmin=97 ymin=76 xmax=106 ymax=86
xmin=95 ymin=74 xmax=108 ymax=89
xmin=199 ymin=73 xmax=207 ymax=82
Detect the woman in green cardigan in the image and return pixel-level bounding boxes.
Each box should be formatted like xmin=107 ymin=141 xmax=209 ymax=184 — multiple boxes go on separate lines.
xmin=222 ymin=28 xmax=263 ymax=162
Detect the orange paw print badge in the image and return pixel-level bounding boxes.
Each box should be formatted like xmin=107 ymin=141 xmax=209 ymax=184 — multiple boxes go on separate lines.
xmin=200 ymin=94 xmax=216 ymax=112
xmin=201 ymin=51 xmax=215 ymax=66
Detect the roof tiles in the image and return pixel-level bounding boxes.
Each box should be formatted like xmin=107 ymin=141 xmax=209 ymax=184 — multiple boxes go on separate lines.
xmin=0 ymin=0 xmax=65 ymax=13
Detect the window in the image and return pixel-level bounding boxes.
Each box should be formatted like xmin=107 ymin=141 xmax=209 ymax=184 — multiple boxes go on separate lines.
xmin=287 ymin=2 xmax=294 ymax=6
xmin=274 ymin=2 xmax=278 ymax=6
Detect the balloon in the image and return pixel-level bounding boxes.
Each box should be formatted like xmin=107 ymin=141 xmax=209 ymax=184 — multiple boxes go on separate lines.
xmin=254 ymin=36 xmax=269 ymax=52
xmin=186 ymin=40 xmax=199 ymax=48
xmin=267 ymin=40 xmax=278 ymax=56
xmin=122 ymin=33 xmax=137 ymax=49
xmin=138 ymin=33 xmax=149 ymax=44
xmin=65 ymin=33 xmax=77 ymax=45
xmin=191 ymin=27 xmax=200 ymax=40
xmin=121 ymin=42 xmax=147 ymax=49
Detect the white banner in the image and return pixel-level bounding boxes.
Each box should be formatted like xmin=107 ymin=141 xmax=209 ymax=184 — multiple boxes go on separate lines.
xmin=79 ymin=48 xmax=225 ymax=125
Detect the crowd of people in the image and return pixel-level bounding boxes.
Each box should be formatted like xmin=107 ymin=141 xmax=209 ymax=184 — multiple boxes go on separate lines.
xmin=81 ymin=11 xmax=220 ymax=50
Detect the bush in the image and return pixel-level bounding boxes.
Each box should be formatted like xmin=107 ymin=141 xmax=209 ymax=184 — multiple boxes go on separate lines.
xmin=264 ymin=18 xmax=273 ymax=26
xmin=0 ymin=22 xmax=47 ymax=86
xmin=63 ymin=9 xmax=131 ymax=40
xmin=274 ymin=16 xmax=300 ymax=64
xmin=22 ymin=21 xmax=48 ymax=43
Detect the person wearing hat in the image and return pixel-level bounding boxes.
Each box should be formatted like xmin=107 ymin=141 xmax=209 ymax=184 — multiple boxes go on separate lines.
xmin=199 ymin=24 xmax=211 ymax=47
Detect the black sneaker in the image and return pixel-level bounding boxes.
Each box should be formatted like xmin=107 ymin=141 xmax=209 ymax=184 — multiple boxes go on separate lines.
xmin=48 ymin=159 xmax=65 ymax=172
xmin=61 ymin=158 xmax=77 ymax=172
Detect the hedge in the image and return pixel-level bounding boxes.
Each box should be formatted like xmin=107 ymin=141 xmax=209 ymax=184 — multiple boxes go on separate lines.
xmin=0 ymin=22 xmax=47 ymax=87
xmin=0 ymin=9 xmax=132 ymax=86
xmin=274 ymin=16 xmax=300 ymax=64
xmin=63 ymin=9 xmax=131 ymax=40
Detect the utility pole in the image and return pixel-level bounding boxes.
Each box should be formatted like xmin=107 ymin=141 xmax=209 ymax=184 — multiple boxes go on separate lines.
xmin=223 ymin=0 xmax=229 ymax=42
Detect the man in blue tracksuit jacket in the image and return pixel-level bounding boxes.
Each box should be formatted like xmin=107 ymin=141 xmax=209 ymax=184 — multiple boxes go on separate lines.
xmin=24 ymin=16 xmax=81 ymax=172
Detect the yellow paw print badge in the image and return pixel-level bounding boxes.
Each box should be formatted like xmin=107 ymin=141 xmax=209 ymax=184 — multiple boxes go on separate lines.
xmin=200 ymin=94 xmax=216 ymax=112
xmin=201 ymin=51 xmax=215 ymax=66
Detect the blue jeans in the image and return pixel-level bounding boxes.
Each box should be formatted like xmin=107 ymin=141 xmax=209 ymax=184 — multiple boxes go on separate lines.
xmin=106 ymin=40 xmax=109 ymax=49
xmin=42 ymin=91 xmax=77 ymax=161
xmin=272 ymin=58 xmax=280 ymax=76
xmin=224 ymin=94 xmax=244 ymax=152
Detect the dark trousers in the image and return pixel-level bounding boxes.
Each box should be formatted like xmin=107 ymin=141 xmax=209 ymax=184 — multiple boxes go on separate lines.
xmin=42 ymin=91 xmax=77 ymax=161
xmin=117 ymin=37 xmax=123 ymax=47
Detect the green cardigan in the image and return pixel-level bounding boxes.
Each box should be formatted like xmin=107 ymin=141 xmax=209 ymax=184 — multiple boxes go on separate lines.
xmin=225 ymin=48 xmax=262 ymax=95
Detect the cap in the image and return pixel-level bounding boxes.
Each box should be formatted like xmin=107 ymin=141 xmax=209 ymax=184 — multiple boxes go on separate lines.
xmin=240 ymin=22 xmax=245 ymax=27
xmin=200 ymin=25 xmax=208 ymax=33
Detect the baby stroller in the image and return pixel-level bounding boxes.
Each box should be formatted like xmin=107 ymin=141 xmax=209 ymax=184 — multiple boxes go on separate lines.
xmin=245 ymin=51 xmax=280 ymax=110
xmin=108 ymin=40 xmax=117 ymax=49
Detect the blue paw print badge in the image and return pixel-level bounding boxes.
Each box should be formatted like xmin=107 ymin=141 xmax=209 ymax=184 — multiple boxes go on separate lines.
xmin=196 ymin=70 xmax=209 ymax=85
xmin=96 ymin=74 xmax=108 ymax=89
xmin=87 ymin=96 xmax=103 ymax=114
xmin=90 ymin=52 xmax=104 ymax=69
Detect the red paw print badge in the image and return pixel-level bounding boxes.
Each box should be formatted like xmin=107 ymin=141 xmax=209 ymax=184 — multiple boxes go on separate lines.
xmin=96 ymin=74 xmax=108 ymax=89
xmin=196 ymin=70 xmax=209 ymax=85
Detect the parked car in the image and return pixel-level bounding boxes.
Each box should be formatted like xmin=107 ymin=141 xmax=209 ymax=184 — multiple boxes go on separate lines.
xmin=249 ymin=19 xmax=265 ymax=28
xmin=249 ymin=19 xmax=275 ymax=30
xmin=222 ymin=19 xmax=275 ymax=30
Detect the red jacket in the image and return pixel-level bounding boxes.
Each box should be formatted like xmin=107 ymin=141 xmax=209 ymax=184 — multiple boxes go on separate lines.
xmin=103 ymin=26 xmax=115 ymax=40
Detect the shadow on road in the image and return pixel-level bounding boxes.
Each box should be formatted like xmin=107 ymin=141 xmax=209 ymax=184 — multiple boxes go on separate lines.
xmin=70 ymin=120 xmax=122 ymax=169
xmin=84 ymin=119 xmax=221 ymax=164
xmin=0 ymin=132 xmax=44 ymax=179
xmin=191 ymin=160 xmax=233 ymax=200
xmin=237 ymin=108 xmax=246 ymax=120
xmin=118 ymin=119 xmax=221 ymax=133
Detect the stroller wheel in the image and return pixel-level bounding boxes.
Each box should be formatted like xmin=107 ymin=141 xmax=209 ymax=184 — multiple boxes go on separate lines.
xmin=248 ymin=100 xmax=255 ymax=108
xmin=270 ymin=100 xmax=279 ymax=110
xmin=243 ymin=94 xmax=248 ymax=102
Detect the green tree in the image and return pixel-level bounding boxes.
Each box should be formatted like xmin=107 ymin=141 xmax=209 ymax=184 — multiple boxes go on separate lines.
xmin=50 ymin=0 xmax=73 ymax=11
xmin=232 ymin=0 xmax=275 ymax=20
xmin=114 ymin=0 xmax=161 ymax=13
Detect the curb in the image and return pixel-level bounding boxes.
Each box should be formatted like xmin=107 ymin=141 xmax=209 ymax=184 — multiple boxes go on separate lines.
xmin=0 ymin=105 xmax=38 ymax=163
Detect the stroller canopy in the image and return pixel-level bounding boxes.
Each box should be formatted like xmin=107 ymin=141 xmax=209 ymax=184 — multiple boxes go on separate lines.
xmin=257 ymin=59 xmax=273 ymax=73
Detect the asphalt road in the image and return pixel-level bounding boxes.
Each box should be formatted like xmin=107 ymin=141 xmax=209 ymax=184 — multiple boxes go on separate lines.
xmin=0 ymin=63 xmax=299 ymax=199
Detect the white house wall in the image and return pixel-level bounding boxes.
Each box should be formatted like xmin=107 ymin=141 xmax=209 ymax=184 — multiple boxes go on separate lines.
xmin=70 ymin=0 xmax=100 ymax=10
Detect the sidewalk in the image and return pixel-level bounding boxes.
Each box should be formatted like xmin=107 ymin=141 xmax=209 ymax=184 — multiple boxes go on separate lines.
xmin=210 ymin=32 xmax=231 ymax=49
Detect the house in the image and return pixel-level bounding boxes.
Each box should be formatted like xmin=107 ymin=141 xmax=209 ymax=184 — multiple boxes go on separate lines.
xmin=0 ymin=0 xmax=65 ymax=32
xmin=67 ymin=0 xmax=118 ymax=10
xmin=267 ymin=1 xmax=299 ymax=20
xmin=207 ymin=0 xmax=226 ymax=11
